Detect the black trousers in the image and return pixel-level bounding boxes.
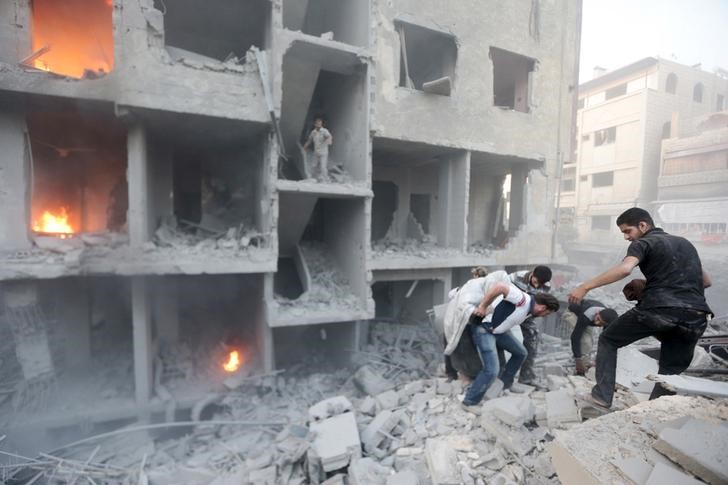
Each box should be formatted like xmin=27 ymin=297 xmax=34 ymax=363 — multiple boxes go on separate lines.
xmin=592 ymin=307 xmax=707 ymax=406
xmin=518 ymin=318 xmax=539 ymax=384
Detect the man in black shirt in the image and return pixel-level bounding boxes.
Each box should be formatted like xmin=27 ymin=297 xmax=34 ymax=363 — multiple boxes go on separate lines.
xmin=565 ymin=299 xmax=618 ymax=375
xmin=568 ymin=208 xmax=712 ymax=408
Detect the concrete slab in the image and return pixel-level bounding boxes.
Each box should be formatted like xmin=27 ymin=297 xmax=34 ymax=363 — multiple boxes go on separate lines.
xmin=651 ymin=374 xmax=728 ymax=398
xmin=479 ymin=416 xmax=534 ymax=457
xmin=309 ymin=395 xmax=353 ymax=421
xmin=545 ymin=390 xmax=580 ymax=428
xmin=376 ymin=389 xmax=401 ymax=410
xmin=354 ymin=365 xmax=395 ymax=396
xmin=425 ymin=438 xmax=460 ymax=485
xmin=616 ymin=347 xmax=658 ymax=389
xmin=611 ymin=456 xmax=654 ymax=485
xmin=348 ymin=457 xmax=391 ymax=485
xmin=309 ymin=411 xmax=361 ymax=471
xmin=644 ymin=462 xmax=703 ymax=485
xmin=361 ymin=410 xmax=400 ymax=452
xmin=483 ymin=395 xmax=535 ymax=427
xmin=653 ymin=417 xmax=728 ymax=484
xmin=485 ymin=378 xmax=504 ymax=400
xmin=386 ymin=469 xmax=420 ymax=485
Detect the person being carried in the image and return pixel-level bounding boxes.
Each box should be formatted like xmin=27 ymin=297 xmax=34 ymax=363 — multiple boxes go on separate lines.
xmin=568 ymin=208 xmax=712 ymax=409
xmin=564 ymin=300 xmax=618 ymax=375
xmin=302 ymin=116 xmax=333 ymax=182
xmin=461 ymin=282 xmax=559 ymax=413
xmin=507 ymin=266 xmax=552 ymax=385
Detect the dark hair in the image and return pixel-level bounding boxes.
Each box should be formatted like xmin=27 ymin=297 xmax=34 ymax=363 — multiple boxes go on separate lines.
xmin=599 ymin=308 xmax=619 ymax=326
xmin=534 ymin=293 xmax=560 ymax=312
xmin=616 ymin=207 xmax=654 ymax=228
xmin=314 ymin=115 xmax=325 ymax=123
xmin=532 ymin=266 xmax=552 ymax=285
xmin=471 ymin=266 xmax=488 ymax=278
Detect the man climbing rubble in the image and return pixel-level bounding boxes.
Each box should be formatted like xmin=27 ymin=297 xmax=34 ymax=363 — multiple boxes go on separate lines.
xmin=302 ymin=116 xmax=333 ymax=181
xmin=568 ymin=207 xmax=712 ymax=409
xmin=562 ymin=299 xmax=618 ymax=375
xmin=507 ymin=266 xmax=553 ymax=385
xmin=454 ymin=280 xmax=559 ymax=412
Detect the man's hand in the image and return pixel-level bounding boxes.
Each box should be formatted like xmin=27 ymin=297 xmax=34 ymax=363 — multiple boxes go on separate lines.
xmin=575 ymin=357 xmax=586 ymax=376
xmin=568 ymin=285 xmax=589 ymax=304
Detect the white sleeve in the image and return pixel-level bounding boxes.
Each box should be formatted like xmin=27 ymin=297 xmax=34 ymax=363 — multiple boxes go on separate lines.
xmin=448 ymin=287 xmax=459 ymax=300
xmin=492 ymin=292 xmax=529 ymax=334
xmin=503 ymin=285 xmax=526 ymax=305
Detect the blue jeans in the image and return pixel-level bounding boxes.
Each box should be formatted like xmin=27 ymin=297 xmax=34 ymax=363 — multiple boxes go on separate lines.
xmin=463 ymin=324 xmax=528 ymax=405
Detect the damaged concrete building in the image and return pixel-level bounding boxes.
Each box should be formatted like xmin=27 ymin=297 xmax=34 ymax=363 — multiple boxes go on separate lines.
xmin=0 ymin=0 xmax=580 ymax=447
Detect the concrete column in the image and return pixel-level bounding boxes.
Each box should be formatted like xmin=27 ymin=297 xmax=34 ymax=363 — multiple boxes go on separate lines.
xmin=0 ymin=107 xmax=31 ymax=250
xmin=437 ymin=151 xmax=470 ymax=249
xmin=509 ymin=165 xmax=528 ymax=231
xmin=260 ymin=273 xmax=276 ymax=372
xmin=153 ymin=277 xmax=179 ymax=343
xmin=131 ymin=276 xmax=153 ymax=406
xmin=127 ymin=124 xmax=151 ymax=247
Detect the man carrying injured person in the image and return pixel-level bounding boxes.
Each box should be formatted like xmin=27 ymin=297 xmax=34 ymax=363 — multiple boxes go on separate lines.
xmin=569 ymin=207 xmax=712 ymax=409
xmin=460 ymin=281 xmax=559 ymax=413
xmin=562 ymin=300 xmax=618 ymax=375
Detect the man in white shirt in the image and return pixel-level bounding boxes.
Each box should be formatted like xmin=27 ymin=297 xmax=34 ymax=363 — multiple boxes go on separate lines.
xmin=303 ymin=116 xmax=333 ymax=181
xmin=461 ymin=282 xmax=560 ymax=410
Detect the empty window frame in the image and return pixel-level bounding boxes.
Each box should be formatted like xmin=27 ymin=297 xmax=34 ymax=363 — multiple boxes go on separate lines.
xmin=693 ymin=83 xmax=704 ymax=103
xmin=153 ymin=0 xmax=270 ymax=61
xmin=591 ymin=215 xmax=611 ymax=230
xmin=397 ymin=21 xmax=457 ymax=96
xmin=592 ymin=171 xmax=614 ymax=187
xmin=604 ymin=83 xmax=627 ymax=100
xmin=594 ymin=126 xmax=616 ymax=146
xmin=661 ymin=121 xmax=671 ymax=140
xmin=577 ymin=98 xmax=585 ymax=109
xmin=717 ymin=94 xmax=725 ymax=111
xmin=579 ymin=175 xmax=588 ymax=182
xmin=665 ymin=73 xmax=678 ymax=94
xmin=490 ymin=47 xmax=536 ymax=113
xmin=561 ymin=167 xmax=576 ymax=192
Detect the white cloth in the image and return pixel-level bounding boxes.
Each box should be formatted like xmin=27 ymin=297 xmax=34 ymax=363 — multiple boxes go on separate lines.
xmin=308 ymin=127 xmax=332 ymax=155
xmin=443 ymin=271 xmax=510 ymax=355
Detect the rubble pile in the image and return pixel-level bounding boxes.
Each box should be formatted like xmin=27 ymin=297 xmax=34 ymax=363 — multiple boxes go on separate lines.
xmin=372 ymin=237 xmax=465 ymax=259
xmin=151 ymin=220 xmax=268 ymax=257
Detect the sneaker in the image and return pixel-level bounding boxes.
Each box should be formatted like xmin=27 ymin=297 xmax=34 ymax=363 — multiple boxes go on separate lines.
xmin=461 ymin=402 xmax=482 ymax=415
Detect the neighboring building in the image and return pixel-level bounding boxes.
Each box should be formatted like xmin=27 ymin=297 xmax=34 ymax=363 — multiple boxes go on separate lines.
xmin=0 ymin=0 xmax=580 ymax=436
xmin=560 ymin=58 xmax=728 ymax=246
xmin=655 ymin=111 xmax=728 ymax=243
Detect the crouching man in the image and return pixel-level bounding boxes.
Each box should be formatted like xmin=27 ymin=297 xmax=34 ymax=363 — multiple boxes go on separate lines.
xmin=563 ymin=300 xmax=618 ymax=375
xmin=462 ymin=282 xmax=559 ymax=413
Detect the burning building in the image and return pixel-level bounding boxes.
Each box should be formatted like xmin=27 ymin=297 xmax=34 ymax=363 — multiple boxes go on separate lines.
xmin=0 ymin=0 xmax=580 ymax=449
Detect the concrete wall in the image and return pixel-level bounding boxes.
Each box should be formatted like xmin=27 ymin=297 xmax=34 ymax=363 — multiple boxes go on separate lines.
xmin=0 ymin=102 xmax=30 ymax=250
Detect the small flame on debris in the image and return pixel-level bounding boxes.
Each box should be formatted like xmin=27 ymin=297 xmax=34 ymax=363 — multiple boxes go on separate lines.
xmin=223 ymin=350 xmax=241 ymax=373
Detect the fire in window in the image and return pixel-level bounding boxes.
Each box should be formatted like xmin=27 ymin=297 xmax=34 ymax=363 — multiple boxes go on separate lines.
xmin=28 ymin=0 xmax=114 ymax=79
xmin=28 ymin=107 xmax=127 ymax=237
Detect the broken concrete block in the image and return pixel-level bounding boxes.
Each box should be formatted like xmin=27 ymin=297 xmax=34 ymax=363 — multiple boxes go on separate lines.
xmin=547 ymin=440 xmax=602 ymax=485
xmin=348 ymin=457 xmax=391 ymax=485
xmin=485 ymin=378 xmax=504 ymax=400
xmin=361 ymin=410 xmax=400 ymax=452
xmin=386 ymin=469 xmax=420 ymax=485
xmin=436 ymin=379 xmax=453 ymax=395
xmin=376 ymin=389 xmax=400 ymax=410
xmin=310 ymin=412 xmax=361 ymax=472
xmin=309 ymin=395 xmax=353 ymax=421
xmin=354 ymin=365 xmax=394 ymax=396
xmin=489 ymin=473 xmax=518 ymax=485
xmin=650 ymin=374 xmax=728 ymax=398
xmin=483 ymin=395 xmax=535 ymax=427
xmin=479 ymin=416 xmax=534 ymax=457
xmin=543 ymin=363 xmax=566 ymax=377
xmin=403 ymin=380 xmax=425 ymax=395
xmin=425 ymin=438 xmax=460 ymax=485
xmin=645 ymin=462 xmax=703 ymax=485
xmin=545 ymin=390 xmax=580 ymax=428
xmin=359 ymin=396 xmax=377 ymax=415
xmin=248 ymin=465 xmax=277 ymax=485
xmin=611 ymin=456 xmax=654 ymax=484
xmin=616 ymin=346 xmax=658 ymax=389
xmin=321 ymin=474 xmax=347 ymax=485
xmin=652 ymin=417 xmax=728 ymax=484
xmin=422 ymin=76 xmax=452 ymax=96
xmin=546 ymin=374 xmax=571 ymax=391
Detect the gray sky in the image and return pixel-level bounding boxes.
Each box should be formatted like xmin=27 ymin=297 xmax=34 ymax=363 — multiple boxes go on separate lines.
xmin=579 ymin=0 xmax=728 ymax=82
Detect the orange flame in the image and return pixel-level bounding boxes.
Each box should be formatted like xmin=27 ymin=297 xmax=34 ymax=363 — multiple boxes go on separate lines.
xmin=31 ymin=0 xmax=114 ymax=78
xmin=223 ymin=351 xmax=241 ymax=373
xmin=33 ymin=208 xmax=75 ymax=235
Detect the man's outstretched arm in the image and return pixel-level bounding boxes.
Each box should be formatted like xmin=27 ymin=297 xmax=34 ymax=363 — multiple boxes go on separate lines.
xmin=568 ymin=256 xmax=640 ymax=304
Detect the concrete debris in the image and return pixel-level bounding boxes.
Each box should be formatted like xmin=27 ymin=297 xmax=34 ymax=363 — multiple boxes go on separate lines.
xmin=309 ymin=395 xmax=354 ymax=421
xmin=652 ymin=417 xmax=728 ymax=484
xmin=616 ymin=346 xmax=659 ymax=390
xmin=649 ymin=373 xmax=728 ymax=398
xmin=376 ymin=389 xmax=401 ymax=410
xmin=354 ymin=365 xmax=395 ymax=396
xmin=348 ymin=457 xmax=392 ymax=485
xmin=482 ymin=395 xmax=535 ymax=427
xmin=545 ymin=390 xmax=580 ymax=428
xmin=310 ymin=411 xmax=362 ymax=472
xmin=611 ymin=456 xmax=654 ymax=484
xmin=362 ymin=409 xmax=401 ymax=452
xmin=425 ymin=438 xmax=460 ymax=485
xmin=644 ymin=462 xmax=704 ymax=485
xmin=485 ymin=378 xmax=504 ymax=400
xmin=386 ymin=469 xmax=420 ymax=485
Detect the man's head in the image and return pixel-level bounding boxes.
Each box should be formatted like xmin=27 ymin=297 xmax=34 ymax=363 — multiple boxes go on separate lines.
xmin=616 ymin=208 xmax=654 ymax=242
xmin=622 ymin=278 xmax=646 ymax=301
xmin=594 ymin=308 xmax=618 ymax=327
xmin=313 ymin=116 xmax=324 ymax=129
xmin=532 ymin=293 xmax=560 ymax=317
xmin=471 ymin=266 xmax=488 ymax=278
xmin=530 ymin=266 xmax=552 ymax=289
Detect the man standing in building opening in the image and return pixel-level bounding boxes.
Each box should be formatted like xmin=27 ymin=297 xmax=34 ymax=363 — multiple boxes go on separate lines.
xmin=461 ymin=282 xmax=559 ymax=413
xmin=507 ymin=266 xmax=553 ymax=385
xmin=303 ymin=116 xmax=333 ymax=182
xmin=568 ymin=207 xmax=712 ymax=409
xmin=562 ymin=300 xmax=618 ymax=375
